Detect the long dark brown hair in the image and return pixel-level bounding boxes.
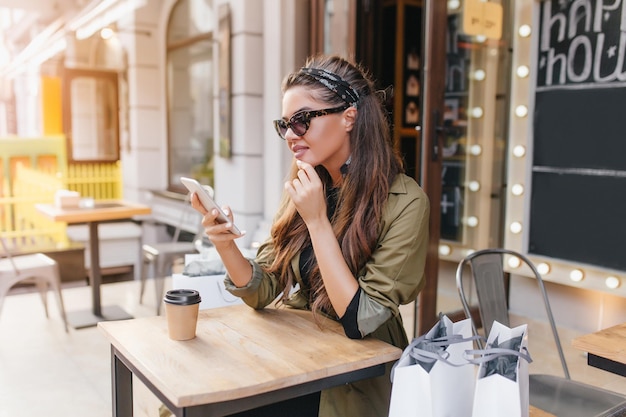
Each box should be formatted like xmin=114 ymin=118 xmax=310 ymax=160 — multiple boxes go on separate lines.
xmin=267 ymin=55 xmax=404 ymax=319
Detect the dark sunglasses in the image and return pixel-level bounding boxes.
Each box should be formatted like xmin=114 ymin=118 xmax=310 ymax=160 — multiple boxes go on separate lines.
xmin=273 ymin=105 xmax=349 ymax=139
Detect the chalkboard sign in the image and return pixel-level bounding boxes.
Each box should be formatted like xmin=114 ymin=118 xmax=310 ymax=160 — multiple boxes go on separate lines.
xmin=529 ymin=0 xmax=626 ymax=271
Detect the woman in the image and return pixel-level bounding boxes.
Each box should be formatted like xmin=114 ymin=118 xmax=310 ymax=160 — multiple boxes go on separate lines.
xmin=191 ymin=54 xmax=429 ymax=417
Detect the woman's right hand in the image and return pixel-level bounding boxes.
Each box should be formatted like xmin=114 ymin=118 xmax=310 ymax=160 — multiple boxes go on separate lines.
xmin=189 ymin=192 xmax=242 ymax=248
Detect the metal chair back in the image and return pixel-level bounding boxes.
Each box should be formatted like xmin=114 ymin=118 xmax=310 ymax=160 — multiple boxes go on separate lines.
xmin=455 ymin=248 xmax=626 ymax=416
xmin=456 ymin=248 xmax=568 ymax=377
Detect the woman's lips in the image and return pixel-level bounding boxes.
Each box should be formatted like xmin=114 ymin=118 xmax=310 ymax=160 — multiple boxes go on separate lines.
xmin=292 ymin=145 xmax=308 ymax=158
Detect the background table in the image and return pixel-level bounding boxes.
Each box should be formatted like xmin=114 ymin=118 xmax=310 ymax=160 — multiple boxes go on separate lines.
xmin=529 ymin=405 xmax=556 ymax=417
xmin=98 ymin=304 xmax=402 ymax=416
xmin=572 ymin=322 xmax=626 ymax=377
xmin=36 ymin=200 xmax=151 ymax=328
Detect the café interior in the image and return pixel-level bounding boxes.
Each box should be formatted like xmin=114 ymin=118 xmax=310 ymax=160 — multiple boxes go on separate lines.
xmin=0 ymin=0 xmax=625 ymax=416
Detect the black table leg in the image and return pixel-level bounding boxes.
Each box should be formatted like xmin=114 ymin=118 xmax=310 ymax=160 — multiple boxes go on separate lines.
xmin=65 ymin=221 xmax=133 ymax=329
xmin=90 ymin=221 xmax=102 ymax=316
xmin=112 ymin=346 xmax=133 ymax=417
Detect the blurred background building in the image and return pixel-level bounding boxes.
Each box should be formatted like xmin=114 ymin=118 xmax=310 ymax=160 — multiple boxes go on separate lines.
xmin=0 ymin=0 xmax=624 ymax=334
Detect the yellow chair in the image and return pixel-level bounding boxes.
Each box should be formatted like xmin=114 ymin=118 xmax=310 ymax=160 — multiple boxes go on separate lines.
xmin=0 ymin=237 xmax=69 ymax=332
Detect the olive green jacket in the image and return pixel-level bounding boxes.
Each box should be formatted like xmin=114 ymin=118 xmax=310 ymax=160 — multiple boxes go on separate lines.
xmin=225 ymin=173 xmax=430 ymax=417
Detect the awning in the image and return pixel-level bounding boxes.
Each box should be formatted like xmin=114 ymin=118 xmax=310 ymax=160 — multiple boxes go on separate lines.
xmin=67 ymin=0 xmax=147 ymax=40
xmin=0 ymin=0 xmax=147 ymax=78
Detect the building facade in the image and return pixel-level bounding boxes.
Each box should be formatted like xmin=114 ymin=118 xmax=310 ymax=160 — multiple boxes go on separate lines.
xmin=0 ymin=0 xmax=625 ymax=333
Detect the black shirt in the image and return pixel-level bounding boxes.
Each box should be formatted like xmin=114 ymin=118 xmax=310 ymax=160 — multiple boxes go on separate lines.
xmin=297 ymin=186 xmax=361 ymax=338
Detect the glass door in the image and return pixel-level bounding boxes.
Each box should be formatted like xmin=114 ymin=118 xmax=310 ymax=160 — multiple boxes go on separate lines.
xmin=311 ymin=0 xmax=448 ymax=335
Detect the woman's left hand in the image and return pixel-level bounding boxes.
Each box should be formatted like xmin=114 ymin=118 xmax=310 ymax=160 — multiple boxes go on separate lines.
xmin=284 ymin=160 xmax=327 ymax=227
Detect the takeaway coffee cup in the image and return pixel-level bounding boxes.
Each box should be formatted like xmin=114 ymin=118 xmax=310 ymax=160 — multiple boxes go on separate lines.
xmin=163 ymin=289 xmax=202 ymax=341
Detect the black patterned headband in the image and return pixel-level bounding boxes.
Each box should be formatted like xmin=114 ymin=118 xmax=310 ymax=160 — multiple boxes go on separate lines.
xmin=299 ymin=67 xmax=360 ymax=108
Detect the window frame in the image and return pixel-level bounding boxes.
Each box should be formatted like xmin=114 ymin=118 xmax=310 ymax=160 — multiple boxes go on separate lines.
xmin=165 ymin=0 xmax=214 ymax=194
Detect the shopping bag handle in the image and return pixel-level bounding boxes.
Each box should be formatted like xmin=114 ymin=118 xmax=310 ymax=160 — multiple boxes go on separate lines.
xmin=409 ymin=334 xmax=484 ymax=367
xmin=396 ymin=333 xmax=482 ymax=364
xmin=464 ymin=346 xmax=533 ymax=365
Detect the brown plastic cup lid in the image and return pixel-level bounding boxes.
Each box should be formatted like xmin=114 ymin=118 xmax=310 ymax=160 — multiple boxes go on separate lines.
xmin=164 ymin=289 xmax=201 ymax=306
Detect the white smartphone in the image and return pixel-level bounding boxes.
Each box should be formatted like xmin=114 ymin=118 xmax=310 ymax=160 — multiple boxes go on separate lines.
xmin=180 ymin=177 xmax=242 ymax=235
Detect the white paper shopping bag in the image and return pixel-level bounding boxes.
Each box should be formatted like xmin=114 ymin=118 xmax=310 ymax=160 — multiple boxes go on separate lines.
xmin=469 ymin=321 xmax=531 ymax=417
xmin=172 ymin=273 xmax=242 ymax=310
xmin=389 ymin=315 xmax=477 ymax=417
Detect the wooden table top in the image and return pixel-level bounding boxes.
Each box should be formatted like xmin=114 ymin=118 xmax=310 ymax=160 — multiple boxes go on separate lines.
xmin=530 ymin=405 xmax=556 ymax=417
xmin=98 ymin=304 xmax=402 ymax=408
xmin=572 ymin=322 xmax=626 ymax=365
xmin=35 ymin=200 xmax=151 ymax=223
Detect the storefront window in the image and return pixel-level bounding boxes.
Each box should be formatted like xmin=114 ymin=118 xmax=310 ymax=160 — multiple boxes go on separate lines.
xmin=63 ymin=69 xmax=120 ymax=162
xmin=440 ymin=2 xmax=508 ymax=260
xmin=166 ymin=0 xmax=214 ymax=192
xmin=441 ymin=12 xmax=470 ymax=243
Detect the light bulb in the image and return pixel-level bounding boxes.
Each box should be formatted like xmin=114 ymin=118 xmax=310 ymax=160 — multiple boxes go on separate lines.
xmin=100 ymin=27 xmax=114 ymax=40
xmin=467 ymin=216 xmax=478 ymax=227
xmin=468 ymin=181 xmax=481 ymax=192
xmin=570 ymin=269 xmax=584 ymax=282
xmin=471 ymin=107 xmax=484 ymax=118
xmin=508 ymin=256 xmax=521 ymax=268
xmin=516 ymin=65 xmax=530 ymax=78
xmin=470 ymin=144 xmax=483 ymax=155
xmin=518 ymin=25 xmax=532 ymax=37
xmin=515 ymin=105 xmax=528 ymax=117
xmin=473 ymin=69 xmax=486 ymax=81
xmin=537 ymin=263 xmax=550 ymax=275
xmin=605 ymin=276 xmax=621 ymax=289
xmin=448 ymin=0 xmax=461 ymax=10
xmin=513 ymin=145 xmax=526 ymax=157
xmin=511 ymin=184 xmax=524 ymax=196
xmin=510 ymin=222 xmax=522 ymax=234
xmin=439 ymin=244 xmax=451 ymax=256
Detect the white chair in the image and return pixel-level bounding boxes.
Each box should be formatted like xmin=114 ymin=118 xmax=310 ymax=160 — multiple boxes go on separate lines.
xmin=140 ymin=186 xmax=214 ymax=315
xmin=0 ymin=237 xmax=69 ymax=332
xmin=139 ymin=235 xmax=198 ymax=315
xmin=456 ymin=248 xmax=626 ymax=417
